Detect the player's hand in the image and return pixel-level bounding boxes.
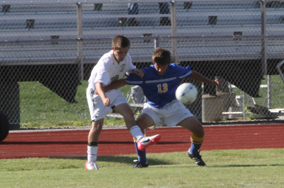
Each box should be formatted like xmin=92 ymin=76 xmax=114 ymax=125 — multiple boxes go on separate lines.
xmin=212 ymin=79 xmax=222 ymax=89
xmin=102 ymin=97 xmax=110 ymax=106
xmin=130 ymin=69 xmax=144 ymax=78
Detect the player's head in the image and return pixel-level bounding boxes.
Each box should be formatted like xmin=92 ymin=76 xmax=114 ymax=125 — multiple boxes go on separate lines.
xmin=152 ymin=47 xmax=171 ymax=76
xmin=112 ymin=35 xmax=130 ymax=63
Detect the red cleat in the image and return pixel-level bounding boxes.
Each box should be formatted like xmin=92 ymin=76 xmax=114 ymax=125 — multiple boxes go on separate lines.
xmin=137 ymin=134 xmax=161 ymax=151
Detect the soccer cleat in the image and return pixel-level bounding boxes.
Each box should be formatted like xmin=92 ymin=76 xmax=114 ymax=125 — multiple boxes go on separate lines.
xmin=137 ymin=134 xmax=161 ymax=151
xmin=85 ymin=161 xmax=99 ymax=170
xmin=187 ymin=152 xmax=206 ymax=166
xmin=133 ymin=161 xmax=148 ymax=168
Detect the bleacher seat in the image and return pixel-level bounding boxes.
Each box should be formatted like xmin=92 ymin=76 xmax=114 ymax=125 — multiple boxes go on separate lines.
xmin=1 ymin=1 xmax=284 ymax=65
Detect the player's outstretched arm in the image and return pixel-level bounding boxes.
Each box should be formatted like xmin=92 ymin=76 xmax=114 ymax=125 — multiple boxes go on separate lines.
xmin=102 ymin=79 xmax=127 ymax=93
xmin=102 ymin=69 xmax=144 ymax=93
xmin=191 ymin=71 xmax=222 ymax=88
xmin=128 ymin=69 xmax=145 ymax=78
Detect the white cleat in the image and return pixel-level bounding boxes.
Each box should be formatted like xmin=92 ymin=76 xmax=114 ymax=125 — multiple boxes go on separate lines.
xmin=85 ymin=161 xmax=99 ymax=170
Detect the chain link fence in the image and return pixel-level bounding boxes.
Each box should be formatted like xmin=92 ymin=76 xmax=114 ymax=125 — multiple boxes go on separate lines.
xmin=1 ymin=0 xmax=284 ymax=128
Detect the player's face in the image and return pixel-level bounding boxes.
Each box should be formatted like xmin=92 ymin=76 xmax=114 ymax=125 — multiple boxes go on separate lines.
xmin=154 ymin=63 xmax=169 ymax=76
xmin=112 ymin=46 xmax=129 ymax=63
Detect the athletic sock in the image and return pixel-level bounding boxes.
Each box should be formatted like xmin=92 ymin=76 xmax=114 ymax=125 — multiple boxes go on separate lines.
xmin=189 ymin=143 xmax=202 ymax=156
xmin=87 ymin=145 xmax=98 ymax=163
xmin=133 ymin=138 xmax=147 ymax=164
xmin=130 ymin=125 xmax=144 ymax=141
xmin=189 ymin=134 xmax=204 ymax=156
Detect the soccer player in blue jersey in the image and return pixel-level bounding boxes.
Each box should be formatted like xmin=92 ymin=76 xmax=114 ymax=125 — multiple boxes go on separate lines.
xmin=104 ymin=47 xmax=221 ymax=168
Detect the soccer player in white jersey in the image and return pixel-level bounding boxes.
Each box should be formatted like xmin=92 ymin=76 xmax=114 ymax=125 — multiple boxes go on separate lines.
xmin=85 ymin=35 xmax=161 ymax=170
xmin=105 ymin=47 xmax=221 ymax=168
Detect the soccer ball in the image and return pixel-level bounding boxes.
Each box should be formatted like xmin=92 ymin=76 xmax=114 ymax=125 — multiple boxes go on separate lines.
xmin=175 ymin=83 xmax=198 ymax=104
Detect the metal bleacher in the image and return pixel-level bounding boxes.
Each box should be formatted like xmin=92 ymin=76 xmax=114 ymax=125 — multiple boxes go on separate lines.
xmin=1 ymin=1 xmax=284 ymax=66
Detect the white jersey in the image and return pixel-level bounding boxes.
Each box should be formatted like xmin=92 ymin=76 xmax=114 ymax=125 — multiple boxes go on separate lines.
xmin=88 ymin=50 xmax=136 ymax=90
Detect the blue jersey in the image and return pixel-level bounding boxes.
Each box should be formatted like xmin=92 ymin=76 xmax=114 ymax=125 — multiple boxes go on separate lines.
xmin=126 ymin=63 xmax=192 ymax=108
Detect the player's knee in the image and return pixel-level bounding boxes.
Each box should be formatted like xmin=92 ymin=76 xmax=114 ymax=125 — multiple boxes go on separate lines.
xmin=128 ymin=109 xmax=135 ymax=117
xmin=190 ymin=125 xmax=204 ymax=138
xmin=136 ymin=118 xmax=142 ymax=125
xmin=199 ymin=129 xmax=205 ymax=138
xmin=122 ymin=112 xmax=135 ymax=122
xmin=185 ymin=121 xmax=204 ymax=138
xmin=91 ymin=122 xmax=103 ymax=132
xmin=198 ymin=126 xmax=205 ymax=137
xmin=136 ymin=119 xmax=146 ymax=129
xmin=95 ymin=126 xmax=103 ymax=133
xmin=121 ymin=107 xmax=134 ymax=118
xmin=194 ymin=121 xmax=204 ymax=136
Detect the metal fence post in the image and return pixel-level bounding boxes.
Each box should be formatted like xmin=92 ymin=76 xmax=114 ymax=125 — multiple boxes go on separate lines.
xmin=77 ymin=2 xmax=83 ymax=81
xmin=154 ymin=35 xmax=160 ymax=49
xmin=260 ymin=0 xmax=271 ymax=108
xmin=170 ymin=1 xmax=177 ymax=64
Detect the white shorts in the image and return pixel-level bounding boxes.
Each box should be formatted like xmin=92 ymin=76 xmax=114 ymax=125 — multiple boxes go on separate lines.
xmin=142 ymin=100 xmax=193 ymax=128
xmin=86 ymin=86 xmax=127 ymax=121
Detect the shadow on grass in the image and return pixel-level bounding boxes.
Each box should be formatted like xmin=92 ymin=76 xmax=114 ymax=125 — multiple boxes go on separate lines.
xmin=99 ymin=155 xmax=174 ymax=166
xmin=54 ymin=155 xmax=174 ymax=166
xmin=210 ymin=164 xmax=284 ymax=167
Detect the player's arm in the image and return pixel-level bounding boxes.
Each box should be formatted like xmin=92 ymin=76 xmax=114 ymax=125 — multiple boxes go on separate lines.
xmin=102 ymin=70 xmax=144 ymax=93
xmin=102 ymin=79 xmax=127 ymax=93
xmin=96 ymin=82 xmax=110 ymax=106
xmin=127 ymin=69 xmax=145 ymax=78
xmin=191 ymin=71 xmax=222 ymax=88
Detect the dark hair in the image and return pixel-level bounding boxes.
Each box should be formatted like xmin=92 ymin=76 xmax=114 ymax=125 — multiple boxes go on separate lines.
xmin=112 ymin=35 xmax=130 ymax=48
xmin=152 ymin=47 xmax=171 ymax=65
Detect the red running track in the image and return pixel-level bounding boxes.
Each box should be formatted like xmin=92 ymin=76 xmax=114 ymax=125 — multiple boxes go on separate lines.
xmin=1 ymin=124 xmax=284 ymax=159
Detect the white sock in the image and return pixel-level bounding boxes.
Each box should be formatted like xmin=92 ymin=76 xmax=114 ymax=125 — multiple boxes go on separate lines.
xmin=130 ymin=125 xmax=144 ymax=141
xmin=87 ymin=146 xmax=98 ymax=163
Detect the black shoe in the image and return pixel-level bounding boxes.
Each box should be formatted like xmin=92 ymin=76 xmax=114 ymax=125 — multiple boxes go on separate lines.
xmin=133 ymin=161 xmax=148 ymax=168
xmin=187 ymin=152 xmax=206 ymax=166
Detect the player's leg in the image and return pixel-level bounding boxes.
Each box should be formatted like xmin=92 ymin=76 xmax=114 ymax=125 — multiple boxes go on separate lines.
xmin=113 ymin=102 xmax=147 ymax=168
xmin=163 ymin=100 xmax=205 ymax=166
xmin=112 ymin=93 xmax=161 ymax=151
xmin=85 ymin=119 xmax=104 ymax=170
xmin=131 ymin=106 xmax=163 ymax=168
xmin=131 ymin=113 xmax=157 ymax=168
xmin=132 ymin=136 xmax=148 ymax=168
xmin=113 ymin=103 xmax=144 ymax=139
xmin=179 ymin=116 xmax=204 ymax=155
xmin=179 ymin=117 xmax=206 ymax=166
xmin=85 ymin=87 xmax=112 ymax=170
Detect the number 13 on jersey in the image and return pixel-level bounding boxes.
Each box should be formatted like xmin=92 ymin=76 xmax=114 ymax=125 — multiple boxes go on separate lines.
xmin=157 ymin=83 xmax=168 ymax=93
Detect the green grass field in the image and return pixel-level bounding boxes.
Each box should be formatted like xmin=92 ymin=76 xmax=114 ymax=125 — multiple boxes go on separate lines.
xmin=1 ymin=149 xmax=284 ymax=188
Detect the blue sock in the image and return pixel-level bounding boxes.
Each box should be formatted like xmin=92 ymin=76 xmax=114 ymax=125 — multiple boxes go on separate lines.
xmin=189 ymin=143 xmax=202 ymax=156
xmin=134 ymin=141 xmax=147 ymax=164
